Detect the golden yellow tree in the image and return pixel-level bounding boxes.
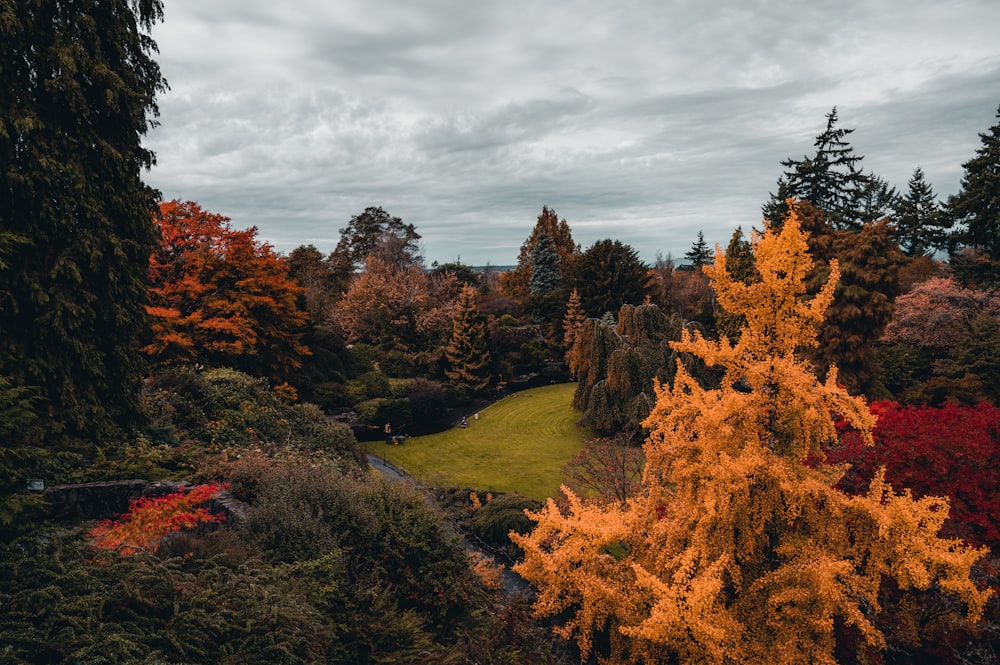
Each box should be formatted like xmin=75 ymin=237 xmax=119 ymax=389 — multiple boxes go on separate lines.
xmin=512 ymin=208 xmax=990 ymax=664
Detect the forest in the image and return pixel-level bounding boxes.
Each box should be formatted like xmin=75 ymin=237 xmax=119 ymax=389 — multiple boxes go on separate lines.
xmin=3 ymin=2 xmax=1000 ymax=663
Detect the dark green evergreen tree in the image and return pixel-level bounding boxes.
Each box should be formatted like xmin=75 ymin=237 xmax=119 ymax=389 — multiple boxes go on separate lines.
xmin=683 ymin=230 xmax=714 ymax=269
xmin=0 ymin=0 xmax=166 ymax=446
xmin=857 ymin=174 xmax=898 ymax=225
xmin=571 ymin=239 xmax=649 ymax=318
xmin=764 ymin=107 xmax=876 ymax=230
xmin=444 ymin=284 xmax=492 ymax=395
xmin=894 ymin=167 xmax=948 ymax=256
xmin=947 ymin=105 xmax=1000 ymax=259
xmin=716 ymin=226 xmax=755 ymax=341
xmin=528 ymin=232 xmax=562 ymax=296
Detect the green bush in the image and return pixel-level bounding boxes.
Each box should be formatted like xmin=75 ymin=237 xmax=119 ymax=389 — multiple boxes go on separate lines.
xmin=356 ymin=397 xmax=413 ymax=431
xmin=311 ymin=381 xmax=350 ymax=410
xmin=472 ymin=493 xmax=541 ymax=548
xmin=143 ymin=367 xmax=362 ymax=469
xmin=346 ymin=369 xmax=390 ymax=404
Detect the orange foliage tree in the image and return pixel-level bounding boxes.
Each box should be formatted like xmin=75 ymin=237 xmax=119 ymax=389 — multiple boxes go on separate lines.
xmin=512 ymin=208 xmax=990 ymax=664
xmin=145 ymin=200 xmax=309 ymax=379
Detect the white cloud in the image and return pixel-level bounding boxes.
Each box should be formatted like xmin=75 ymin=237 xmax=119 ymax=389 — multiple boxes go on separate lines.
xmin=145 ymin=0 xmax=1000 ymax=265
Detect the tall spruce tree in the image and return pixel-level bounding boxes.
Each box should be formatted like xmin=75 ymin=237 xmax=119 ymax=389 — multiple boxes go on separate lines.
xmin=764 ymin=107 xmax=878 ymax=230
xmin=528 ymin=232 xmax=562 ymax=296
xmin=504 ymin=206 xmax=578 ymax=301
xmin=0 ymin=0 xmax=166 ymax=446
xmin=683 ymin=230 xmax=714 ymax=269
xmin=947 ymin=105 xmax=1000 ymax=259
xmin=895 ymin=167 xmax=947 ymax=256
xmin=444 ymin=284 xmax=492 ymax=395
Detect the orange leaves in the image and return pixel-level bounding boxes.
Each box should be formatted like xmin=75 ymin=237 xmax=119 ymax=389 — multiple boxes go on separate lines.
xmin=90 ymin=483 xmax=227 ymax=556
xmin=514 ymin=209 xmax=990 ymax=664
xmin=145 ymin=200 xmax=309 ymax=376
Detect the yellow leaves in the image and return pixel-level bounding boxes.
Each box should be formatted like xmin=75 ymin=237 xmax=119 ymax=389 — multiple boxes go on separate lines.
xmin=514 ymin=205 xmax=990 ymax=664
xmin=707 ymin=205 xmax=838 ymax=358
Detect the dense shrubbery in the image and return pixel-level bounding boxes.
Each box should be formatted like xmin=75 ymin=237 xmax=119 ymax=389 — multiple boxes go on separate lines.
xmin=0 ymin=457 xmax=567 ymax=664
xmin=143 ymin=367 xmax=363 ymax=469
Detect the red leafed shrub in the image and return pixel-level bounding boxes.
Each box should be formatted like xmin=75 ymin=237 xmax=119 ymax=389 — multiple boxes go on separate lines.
xmin=90 ymin=483 xmax=227 ymax=556
xmin=828 ymin=400 xmax=1000 ymax=549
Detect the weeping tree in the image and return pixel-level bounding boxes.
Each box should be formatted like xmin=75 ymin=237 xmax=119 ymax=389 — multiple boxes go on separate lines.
xmin=569 ymin=303 xmax=681 ymax=435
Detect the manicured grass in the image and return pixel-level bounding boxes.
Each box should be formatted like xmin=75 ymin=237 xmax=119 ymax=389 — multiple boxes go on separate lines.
xmin=366 ymin=382 xmax=590 ymax=501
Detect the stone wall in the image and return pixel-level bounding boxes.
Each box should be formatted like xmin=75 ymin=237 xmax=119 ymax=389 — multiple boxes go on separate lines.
xmin=43 ymin=480 xmax=248 ymax=522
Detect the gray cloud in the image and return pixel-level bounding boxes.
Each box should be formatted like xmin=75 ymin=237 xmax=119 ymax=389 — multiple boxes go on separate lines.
xmin=145 ymin=0 xmax=1000 ymax=265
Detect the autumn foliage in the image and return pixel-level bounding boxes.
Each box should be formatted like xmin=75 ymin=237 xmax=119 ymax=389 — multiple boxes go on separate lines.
xmin=829 ymin=399 xmax=1000 ymax=549
xmin=145 ymin=200 xmax=310 ymax=378
xmin=90 ymin=483 xmax=227 ymax=556
xmin=513 ymin=207 xmax=990 ymax=664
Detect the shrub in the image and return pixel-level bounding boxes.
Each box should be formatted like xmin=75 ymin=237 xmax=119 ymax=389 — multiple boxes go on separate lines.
xmin=472 ymin=493 xmax=541 ymax=548
xmin=356 ymin=398 xmax=413 ymax=431
xmin=90 ymin=483 xmax=227 ymax=555
xmin=405 ymin=378 xmax=449 ymax=434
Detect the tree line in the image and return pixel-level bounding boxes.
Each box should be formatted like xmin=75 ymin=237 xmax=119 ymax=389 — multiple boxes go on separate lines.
xmin=4 ymin=2 xmax=1000 ymax=661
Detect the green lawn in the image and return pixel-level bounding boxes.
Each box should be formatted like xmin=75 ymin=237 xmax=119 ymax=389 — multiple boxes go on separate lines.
xmin=366 ymin=382 xmax=590 ymax=500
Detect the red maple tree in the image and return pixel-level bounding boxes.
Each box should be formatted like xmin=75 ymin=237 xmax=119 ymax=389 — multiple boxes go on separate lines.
xmin=145 ymin=200 xmax=310 ymax=377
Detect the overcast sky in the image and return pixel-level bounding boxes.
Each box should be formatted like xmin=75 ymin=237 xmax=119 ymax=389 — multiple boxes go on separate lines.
xmin=144 ymin=0 xmax=1000 ymax=267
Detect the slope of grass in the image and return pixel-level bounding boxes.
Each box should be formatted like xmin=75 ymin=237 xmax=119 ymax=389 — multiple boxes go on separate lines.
xmin=366 ymin=382 xmax=589 ymax=500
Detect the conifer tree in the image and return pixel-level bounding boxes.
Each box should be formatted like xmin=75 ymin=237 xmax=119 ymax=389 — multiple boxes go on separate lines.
xmin=0 ymin=0 xmax=166 ymax=445
xmin=513 ymin=209 xmax=989 ymax=664
xmin=947 ymin=105 xmax=1000 ymax=260
xmin=528 ymin=232 xmax=562 ymax=296
xmin=562 ymin=288 xmax=586 ymax=369
xmin=684 ymin=230 xmax=714 ymax=269
xmin=571 ymin=239 xmax=650 ymax=318
xmin=503 ymin=206 xmax=578 ymax=301
xmin=444 ymin=284 xmax=492 ymax=395
xmin=764 ymin=107 xmax=880 ymax=230
xmin=895 ymin=167 xmax=947 ymax=256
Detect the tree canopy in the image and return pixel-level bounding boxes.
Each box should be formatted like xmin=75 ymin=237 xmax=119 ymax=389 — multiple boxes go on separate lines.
xmin=0 ymin=0 xmax=166 ymax=445
xmin=764 ymin=107 xmax=887 ymax=231
xmin=144 ymin=200 xmax=310 ymax=381
xmin=513 ymin=208 xmax=989 ymax=664
xmin=571 ymin=239 xmax=650 ymax=318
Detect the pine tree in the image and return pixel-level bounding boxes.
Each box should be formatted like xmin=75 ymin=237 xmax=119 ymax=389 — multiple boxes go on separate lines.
xmin=444 ymin=284 xmax=492 ymax=395
xmin=528 ymin=232 xmax=562 ymax=296
xmin=0 ymin=0 xmax=166 ymax=446
xmin=513 ymin=209 xmax=989 ymax=664
xmin=947 ymin=105 xmax=1000 ymax=259
xmin=503 ymin=206 xmax=578 ymax=301
xmin=764 ymin=107 xmax=876 ymax=230
xmin=684 ymin=230 xmax=714 ymax=269
xmin=895 ymin=167 xmax=947 ymax=256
